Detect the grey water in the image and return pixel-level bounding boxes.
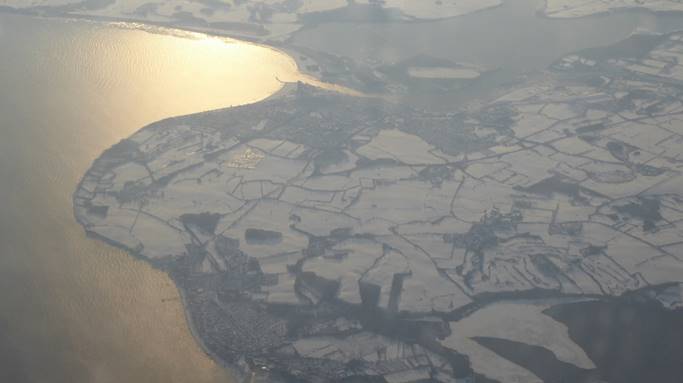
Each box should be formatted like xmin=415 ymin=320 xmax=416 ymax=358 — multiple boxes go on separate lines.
xmin=292 ymin=0 xmax=683 ymax=108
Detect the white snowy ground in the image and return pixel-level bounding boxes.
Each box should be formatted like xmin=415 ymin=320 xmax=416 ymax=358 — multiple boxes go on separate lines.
xmin=544 ymin=0 xmax=683 ymax=18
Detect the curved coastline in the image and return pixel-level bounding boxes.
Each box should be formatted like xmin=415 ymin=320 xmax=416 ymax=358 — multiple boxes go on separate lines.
xmin=175 ymin=276 xmax=245 ymax=382
xmin=71 ymin=84 xmax=301 ymax=383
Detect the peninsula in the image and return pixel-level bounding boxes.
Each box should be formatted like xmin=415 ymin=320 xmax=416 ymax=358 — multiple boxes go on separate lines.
xmin=74 ymin=30 xmax=683 ymax=382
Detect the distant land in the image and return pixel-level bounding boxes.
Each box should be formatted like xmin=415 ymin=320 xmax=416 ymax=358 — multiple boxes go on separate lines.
xmin=0 ymin=0 xmax=502 ymax=41
xmin=544 ymin=0 xmax=683 ymax=18
xmin=3 ymin=0 xmax=683 ymax=43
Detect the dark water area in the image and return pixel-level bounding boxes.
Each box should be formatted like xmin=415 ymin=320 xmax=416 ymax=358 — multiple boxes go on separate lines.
xmin=546 ymin=300 xmax=683 ymax=383
xmin=474 ymin=336 xmax=600 ymax=383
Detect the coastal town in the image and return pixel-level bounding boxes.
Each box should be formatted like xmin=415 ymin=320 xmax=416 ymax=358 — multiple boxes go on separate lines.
xmin=73 ymin=29 xmax=683 ymax=382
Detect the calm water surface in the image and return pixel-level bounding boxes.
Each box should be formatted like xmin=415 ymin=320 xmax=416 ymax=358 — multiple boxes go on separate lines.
xmin=0 ymin=13 xmax=303 ymax=383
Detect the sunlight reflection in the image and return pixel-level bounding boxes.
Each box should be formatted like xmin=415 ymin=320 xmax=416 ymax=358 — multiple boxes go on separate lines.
xmin=101 ymin=22 xmax=364 ymax=115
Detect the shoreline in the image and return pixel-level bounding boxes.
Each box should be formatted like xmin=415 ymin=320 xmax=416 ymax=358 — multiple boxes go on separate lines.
xmin=174 ymin=279 xmax=247 ymax=383
xmin=4 ymin=0 xmax=681 ymax=56
xmin=0 ymin=11 xmax=363 ymax=99
xmin=71 ymin=82 xmax=301 ymax=382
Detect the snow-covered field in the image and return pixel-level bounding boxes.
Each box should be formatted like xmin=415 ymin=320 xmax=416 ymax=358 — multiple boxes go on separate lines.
xmin=544 ymin=0 xmax=683 ymax=18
